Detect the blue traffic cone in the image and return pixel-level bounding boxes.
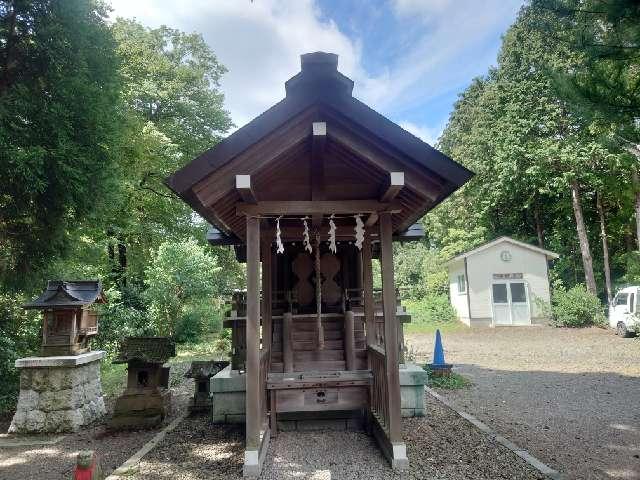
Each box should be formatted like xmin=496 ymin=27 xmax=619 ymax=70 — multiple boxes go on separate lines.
xmin=432 ymin=329 xmax=446 ymax=365
xmin=428 ymin=329 xmax=452 ymax=376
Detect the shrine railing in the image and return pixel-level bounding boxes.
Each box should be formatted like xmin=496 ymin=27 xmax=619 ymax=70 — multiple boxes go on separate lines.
xmin=368 ymin=344 xmax=389 ymax=433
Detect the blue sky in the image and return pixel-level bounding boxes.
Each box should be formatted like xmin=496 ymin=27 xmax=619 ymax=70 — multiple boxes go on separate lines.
xmin=108 ymin=0 xmax=524 ymax=145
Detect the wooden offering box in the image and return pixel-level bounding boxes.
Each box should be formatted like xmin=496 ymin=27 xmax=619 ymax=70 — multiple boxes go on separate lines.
xmin=23 ymin=280 xmax=105 ymax=357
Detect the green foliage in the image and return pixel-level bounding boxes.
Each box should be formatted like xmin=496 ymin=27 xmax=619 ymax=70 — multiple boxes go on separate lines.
xmin=0 ymin=0 xmax=122 ymax=288
xmin=95 ymin=286 xmax=152 ymax=355
xmin=144 ymin=239 xmax=221 ymax=339
xmin=545 ymin=283 xmax=606 ymax=327
xmin=405 ymin=295 xmax=458 ymax=325
xmin=0 ymin=291 xmax=40 ymax=412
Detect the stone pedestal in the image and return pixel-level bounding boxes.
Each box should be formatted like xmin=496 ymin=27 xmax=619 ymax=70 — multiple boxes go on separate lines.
xmin=399 ymin=363 xmax=429 ymax=418
xmin=211 ymin=365 xmax=246 ymax=423
xmin=9 ymin=351 xmax=106 ymax=434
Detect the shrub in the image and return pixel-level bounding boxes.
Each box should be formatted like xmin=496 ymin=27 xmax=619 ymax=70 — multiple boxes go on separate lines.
xmin=405 ymin=294 xmax=457 ymax=324
xmin=546 ymin=283 xmax=606 ymax=327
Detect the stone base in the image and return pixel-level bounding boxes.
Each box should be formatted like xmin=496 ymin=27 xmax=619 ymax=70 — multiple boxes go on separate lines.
xmin=109 ymin=389 xmax=171 ymax=430
xmin=9 ymin=351 xmax=106 ymax=434
xmin=212 ymin=364 xmax=429 ymax=422
xmin=399 ymin=364 xmax=429 ymax=417
xmin=211 ymin=366 xmax=246 ymax=424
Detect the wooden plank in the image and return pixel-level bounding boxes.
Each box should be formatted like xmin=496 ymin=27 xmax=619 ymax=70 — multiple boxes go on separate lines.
xmin=236 ymin=175 xmax=257 ymax=204
xmin=379 ymin=172 xmax=404 ymax=203
xmin=379 ymin=212 xmax=403 ymax=443
xmin=237 ymin=200 xmax=402 ymax=216
xmin=311 ymin=121 xmax=327 ymax=220
xmin=282 ymin=312 xmax=294 ymax=373
xmin=344 ymin=310 xmax=356 ymax=371
xmin=245 ymin=216 xmax=261 ymax=450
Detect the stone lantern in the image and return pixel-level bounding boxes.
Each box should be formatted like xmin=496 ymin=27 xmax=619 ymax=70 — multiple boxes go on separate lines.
xmin=184 ymin=360 xmax=229 ymax=412
xmin=109 ymin=337 xmax=176 ymax=430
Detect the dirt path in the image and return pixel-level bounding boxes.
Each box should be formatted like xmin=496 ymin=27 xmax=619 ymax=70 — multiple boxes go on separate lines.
xmin=406 ymin=326 xmax=640 ymax=480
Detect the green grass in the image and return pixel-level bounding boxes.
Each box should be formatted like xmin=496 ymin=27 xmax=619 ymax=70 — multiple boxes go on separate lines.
xmin=426 ymin=370 xmax=471 ymax=390
xmin=170 ymin=332 xmax=227 ymax=364
xmin=403 ymin=298 xmax=466 ymax=334
xmin=100 ymin=362 xmax=127 ymax=397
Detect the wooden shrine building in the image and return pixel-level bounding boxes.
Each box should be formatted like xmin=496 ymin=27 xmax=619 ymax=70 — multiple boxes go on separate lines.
xmin=167 ymin=52 xmax=473 ymax=476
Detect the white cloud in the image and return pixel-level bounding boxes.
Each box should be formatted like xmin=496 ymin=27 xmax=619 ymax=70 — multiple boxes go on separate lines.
xmin=107 ymin=0 xmax=522 ymax=134
xmin=108 ymin=0 xmax=369 ymax=129
xmin=398 ymin=120 xmax=445 ymax=146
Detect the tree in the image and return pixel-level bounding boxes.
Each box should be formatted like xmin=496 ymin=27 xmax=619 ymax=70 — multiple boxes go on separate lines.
xmin=144 ymin=239 xmax=221 ymax=338
xmin=0 ymin=0 xmax=121 ymax=289
xmin=99 ymin=19 xmax=234 ymax=287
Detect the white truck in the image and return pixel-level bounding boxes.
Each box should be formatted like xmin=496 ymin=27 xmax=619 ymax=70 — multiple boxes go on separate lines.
xmin=609 ymin=286 xmax=639 ymax=337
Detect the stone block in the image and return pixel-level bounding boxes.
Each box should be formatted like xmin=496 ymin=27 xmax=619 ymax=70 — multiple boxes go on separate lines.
xmin=19 ymin=369 xmax=33 ymax=390
xmin=17 ymin=389 xmax=39 ymax=411
xmin=399 ymin=364 xmax=429 ymax=386
xmin=225 ymin=414 xmax=246 ymax=423
xmin=25 ymin=410 xmax=46 ymax=431
xmin=211 ymin=366 xmax=246 ymax=393
xmin=212 ymin=391 xmax=246 ymax=417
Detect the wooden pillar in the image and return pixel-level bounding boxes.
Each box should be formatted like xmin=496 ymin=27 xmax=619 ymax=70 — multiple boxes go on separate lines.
xmin=261 ymin=239 xmax=272 ymax=355
xmin=282 ymin=312 xmax=293 ymax=373
xmin=344 ymin=310 xmax=355 ymax=370
xmin=379 ymin=212 xmax=402 ymax=443
xmin=362 ymin=230 xmax=375 ymax=347
xmin=245 ymin=216 xmax=260 ymax=451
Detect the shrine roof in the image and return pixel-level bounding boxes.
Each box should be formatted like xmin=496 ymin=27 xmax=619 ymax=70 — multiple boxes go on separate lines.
xmin=184 ymin=360 xmax=229 ymax=379
xmin=113 ymin=337 xmax=176 ymax=364
xmin=167 ymin=52 xmax=474 ymax=242
xmin=23 ymin=280 xmax=106 ymax=309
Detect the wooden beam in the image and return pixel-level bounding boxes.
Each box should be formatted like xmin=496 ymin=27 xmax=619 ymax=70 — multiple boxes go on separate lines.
xmin=237 ymin=200 xmax=402 ymax=216
xmin=312 ymin=122 xmax=327 ymax=228
xmin=379 ymin=212 xmax=403 ymax=443
xmin=365 ymin=212 xmax=379 ymax=228
xmin=245 ymin=216 xmax=260 ymax=450
xmin=236 ymin=174 xmax=257 ymax=204
xmin=380 ymin=172 xmax=404 ymax=203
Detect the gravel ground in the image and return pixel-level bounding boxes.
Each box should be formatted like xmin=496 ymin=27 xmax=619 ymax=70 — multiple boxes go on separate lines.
xmin=406 ymin=326 xmax=640 ymax=480
xmin=134 ymin=394 xmax=544 ymax=480
xmin=0 ymin=362 xmax=193 ymax=480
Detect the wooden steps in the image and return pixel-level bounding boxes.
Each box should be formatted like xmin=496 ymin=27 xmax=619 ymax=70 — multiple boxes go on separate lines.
xmin=269 ymin=313 xmax=367 ymax=373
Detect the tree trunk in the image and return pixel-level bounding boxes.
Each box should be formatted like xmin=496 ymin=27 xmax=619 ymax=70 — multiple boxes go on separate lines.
xmin=596 ymin=191 xmax=612 ymax=305
xmin=570 ymin=180 xmax=597 ymax=295
xmin=534 ymin=202 xmax=544 ymax=248
xmin=632 ymin=170 xmax=640 ymax=250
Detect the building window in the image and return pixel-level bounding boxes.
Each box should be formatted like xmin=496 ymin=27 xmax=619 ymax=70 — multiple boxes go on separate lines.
xmin=457 ymin=274 xmax=466 ymax=294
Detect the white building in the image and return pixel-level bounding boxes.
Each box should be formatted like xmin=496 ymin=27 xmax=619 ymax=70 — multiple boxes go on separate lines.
xmin=446 ymin=237 xmax=559 ymax=327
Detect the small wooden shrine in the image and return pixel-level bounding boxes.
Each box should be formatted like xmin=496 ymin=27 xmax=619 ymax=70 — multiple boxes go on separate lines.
xmin=167 ymin=52 xmax=473 ymax=476
xmin=109 ymin=337 xmax=176 ymax=430
xmin=184 ymin=360 xmax=229 ymax=412
xmin=23 ymin=280 xmax=105 ymax=356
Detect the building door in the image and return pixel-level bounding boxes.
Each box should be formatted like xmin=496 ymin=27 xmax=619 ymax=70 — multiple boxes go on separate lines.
xmin=491 ymin=281 xmax=531 ymax=326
